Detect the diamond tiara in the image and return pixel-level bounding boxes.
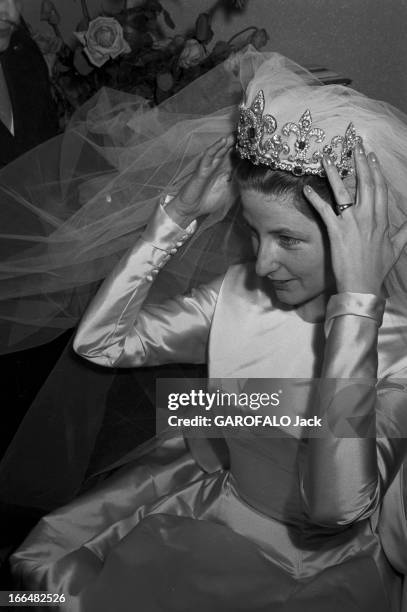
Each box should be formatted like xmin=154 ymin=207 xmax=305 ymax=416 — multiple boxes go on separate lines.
xmin=235 ymin=90 xmax=362 ymax=177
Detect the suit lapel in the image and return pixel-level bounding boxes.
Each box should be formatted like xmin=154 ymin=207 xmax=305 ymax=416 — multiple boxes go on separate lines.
xmin=1 ymin=38 xmax=24 ymax=141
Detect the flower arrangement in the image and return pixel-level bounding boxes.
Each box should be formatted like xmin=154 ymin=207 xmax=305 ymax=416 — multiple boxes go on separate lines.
xmin=34 ymin=0 xmax=269 ymax=129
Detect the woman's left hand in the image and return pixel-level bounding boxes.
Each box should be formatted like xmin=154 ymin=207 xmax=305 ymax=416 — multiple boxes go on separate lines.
xmin=304 ymin=144 xmax=407 ymax=296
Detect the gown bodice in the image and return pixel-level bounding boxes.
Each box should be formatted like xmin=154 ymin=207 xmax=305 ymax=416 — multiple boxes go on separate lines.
xmin=208 ymin=262 xmax=324 ymax=522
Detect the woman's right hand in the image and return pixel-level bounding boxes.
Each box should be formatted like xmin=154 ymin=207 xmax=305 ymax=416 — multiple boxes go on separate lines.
xmin=165 ymin=135 xmax=234 ymax=227
xmin=304 ymin=146 xmax=407 ymax=296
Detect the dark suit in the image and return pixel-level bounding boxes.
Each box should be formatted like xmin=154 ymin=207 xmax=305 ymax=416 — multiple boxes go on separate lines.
xmin=0 ymin=27 xmax=60 ymax=459
xmin=0 ymin=26 xmax=58 ymax=167
xmin=0 ymin=28 xmax=61 ymax=563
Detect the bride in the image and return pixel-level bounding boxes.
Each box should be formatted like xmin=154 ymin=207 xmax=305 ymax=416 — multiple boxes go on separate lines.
xmin=6 ymin=50 xmax=407 ymax=611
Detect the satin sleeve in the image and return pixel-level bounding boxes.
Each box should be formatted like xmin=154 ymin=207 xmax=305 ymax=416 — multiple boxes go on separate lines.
xmin=73 ymin=204 xmax=222 ymax=368
xmin=302 ymin=292 xmax=407 ymax=527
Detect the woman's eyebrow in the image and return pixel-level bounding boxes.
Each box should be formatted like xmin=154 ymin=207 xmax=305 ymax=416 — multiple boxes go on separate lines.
xmin=241 ymin=215 xmax=307 ymax=236
xmin=270 ymin=226 xmax=306 ymax=235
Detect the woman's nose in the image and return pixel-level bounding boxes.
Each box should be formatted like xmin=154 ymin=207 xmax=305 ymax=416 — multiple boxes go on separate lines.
xmin=255 ymin=241 xmax=281 ymax=277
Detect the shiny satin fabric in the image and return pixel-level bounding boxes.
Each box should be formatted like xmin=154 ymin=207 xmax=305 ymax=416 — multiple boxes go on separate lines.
xmin=11 ymin=203 xmax=407 ymax=611
xmin=73 ymin=205 xmax=220 ymax=369
xmin=11 ymin=434 xmax=399 ymax=612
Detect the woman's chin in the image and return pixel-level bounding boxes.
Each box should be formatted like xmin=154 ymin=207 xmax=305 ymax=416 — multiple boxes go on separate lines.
xmin=272 ymin=287 xmax=301 ymax=305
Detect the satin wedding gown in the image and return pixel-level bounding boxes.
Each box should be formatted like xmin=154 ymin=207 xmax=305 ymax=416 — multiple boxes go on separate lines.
xmin=11 ymin=204 xmax=407 ymax=612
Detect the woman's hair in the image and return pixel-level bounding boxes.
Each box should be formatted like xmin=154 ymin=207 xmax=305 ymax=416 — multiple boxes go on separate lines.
xmin=232 ymin=153 xmax=335 ymax=219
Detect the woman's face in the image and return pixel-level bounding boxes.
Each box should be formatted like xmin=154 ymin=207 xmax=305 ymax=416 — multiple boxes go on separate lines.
xmin=240 ymin=188 xmax=335 ymax=318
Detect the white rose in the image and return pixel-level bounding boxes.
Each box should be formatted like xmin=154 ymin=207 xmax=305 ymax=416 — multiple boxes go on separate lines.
xmin=75 ymin=17 xmax=131 ymax=68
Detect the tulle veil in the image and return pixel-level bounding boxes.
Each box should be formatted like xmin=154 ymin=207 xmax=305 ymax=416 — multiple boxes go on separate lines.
xmin=2 ymin=48 xmax=407 ymax=513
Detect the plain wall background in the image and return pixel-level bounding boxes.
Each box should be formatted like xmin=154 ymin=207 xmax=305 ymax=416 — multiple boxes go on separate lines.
xmin=22 ymin=0 xmax=407 ymax=113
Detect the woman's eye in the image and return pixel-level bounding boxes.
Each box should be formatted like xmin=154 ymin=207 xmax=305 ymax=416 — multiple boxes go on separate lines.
xmin=279 ymin=235 xmax=301 ymax=247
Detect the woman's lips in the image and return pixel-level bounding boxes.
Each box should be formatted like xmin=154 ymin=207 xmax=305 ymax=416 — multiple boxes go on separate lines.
xmin=268 ymin=278 xmax=293 ymax=282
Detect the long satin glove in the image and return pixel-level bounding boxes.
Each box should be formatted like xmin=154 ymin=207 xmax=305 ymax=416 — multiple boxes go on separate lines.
xmin=302 ymin=292 xmax=407 ymax=527
xmin=73 ymin=203 xmax=222 ymax=368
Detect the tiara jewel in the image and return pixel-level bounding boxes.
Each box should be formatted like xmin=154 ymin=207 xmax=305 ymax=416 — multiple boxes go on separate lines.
xmin=236 ymin=90 xmax=362 ymax=177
